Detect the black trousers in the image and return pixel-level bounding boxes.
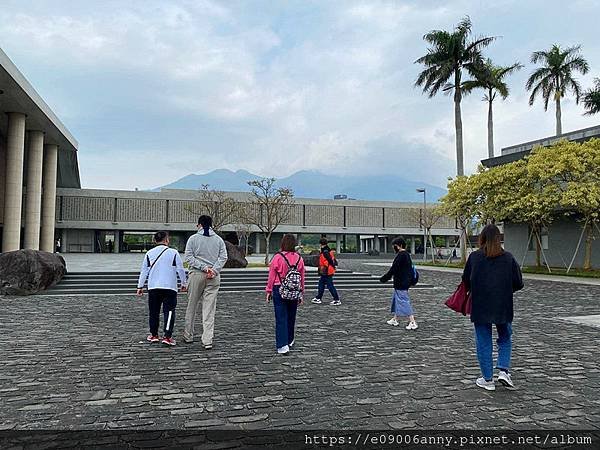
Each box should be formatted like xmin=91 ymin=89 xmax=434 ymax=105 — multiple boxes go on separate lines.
xmin=148 ymin=289 xmax=177 ymax=338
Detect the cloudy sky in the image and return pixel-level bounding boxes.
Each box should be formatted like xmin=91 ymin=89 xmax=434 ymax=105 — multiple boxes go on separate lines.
xmin=1 ymin=0 xmax=599 ymax=189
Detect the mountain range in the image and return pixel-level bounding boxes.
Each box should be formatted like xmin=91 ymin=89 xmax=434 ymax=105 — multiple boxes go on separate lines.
xmin=157 ymin=169 xmax=446 ymax=202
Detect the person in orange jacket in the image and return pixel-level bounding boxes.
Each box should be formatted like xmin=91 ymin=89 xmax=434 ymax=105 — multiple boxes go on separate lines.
xmin=311 ymin=238 xmax=341 ymax=306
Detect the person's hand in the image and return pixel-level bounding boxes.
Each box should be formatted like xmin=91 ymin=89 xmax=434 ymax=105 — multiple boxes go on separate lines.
xmin=266 ymin=292 xmax=272 ymax=303
xmin=180 ymin=286 xmax=188 ymax=293
xmin=298 ymin=297 xmax=304 ymax=306
xmin=206 ymin=267 xmax=215 ymax=279
xmin=136 ymin=288 xmax=143 ymax=297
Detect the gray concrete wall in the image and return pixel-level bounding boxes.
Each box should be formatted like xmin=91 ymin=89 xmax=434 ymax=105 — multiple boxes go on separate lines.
xmin=55 ymin=188 xmax=460 ymax=244
xmin=504 ymin=220 xmax=600 ymax=269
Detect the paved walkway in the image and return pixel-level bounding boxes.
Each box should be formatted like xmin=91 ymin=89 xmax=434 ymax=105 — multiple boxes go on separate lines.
xmin=1 ymin=263 xmax=599 ymax=430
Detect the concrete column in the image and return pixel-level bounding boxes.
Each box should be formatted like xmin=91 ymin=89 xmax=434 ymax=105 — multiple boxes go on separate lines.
xmin=410 ymin=237 xmax=416 ymax=255
xmin=336 ymin=234 xmax=342 ymax=253
xmin=255 ymin=233 xmax=261 ymax=254
xmin=40 ymin=144 xmax=58 ymax=252
xmin=24 ymin=131 xmax=44 ymax=250
xmin=0 ymin=139 xmax=6 ymax=225
xmin=374 ymin=234 xmax=380 ymax=252
xmin=2 ymin=112 xmax=27 ymax=252
xmin=383 ymin=237 xmax=388 ymax=253
xmin=113 ymin=231 xmax=120 ymax=253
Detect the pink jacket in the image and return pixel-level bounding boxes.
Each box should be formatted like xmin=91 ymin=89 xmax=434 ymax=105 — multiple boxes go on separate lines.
xmin=266 ymin=252 xmax=305 ymax=293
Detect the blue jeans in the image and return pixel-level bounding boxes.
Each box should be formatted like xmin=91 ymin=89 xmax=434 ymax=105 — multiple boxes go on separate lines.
xmin=474 ymin=323 xmax=512 ymax=381
xmin=272 ymin=285 xmax=298 ymax=350
xmin=316 ymin=275 xmax=339 ymax=301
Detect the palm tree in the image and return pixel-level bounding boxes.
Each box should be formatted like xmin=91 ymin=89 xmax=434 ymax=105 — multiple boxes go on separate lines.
xmin=525 ymin=44 xmax=589 ymax=135
xmin=582 ymin=78 xmax=600 ymax=115
xmin=415 ymin=16 xmax=495 ymax=176
xmin=462 ymin=59 xmax=523 ymax=158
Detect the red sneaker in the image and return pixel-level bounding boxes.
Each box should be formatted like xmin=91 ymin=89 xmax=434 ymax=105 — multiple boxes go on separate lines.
xmin=147 ymin=335 xmax=159 ymax=343
xmin=162 ymin=337 xmax=176 ymax=346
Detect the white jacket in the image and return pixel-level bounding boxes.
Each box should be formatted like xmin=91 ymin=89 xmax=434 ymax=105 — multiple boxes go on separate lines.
xmin=137 ymin=245 xmax=187 ymax=291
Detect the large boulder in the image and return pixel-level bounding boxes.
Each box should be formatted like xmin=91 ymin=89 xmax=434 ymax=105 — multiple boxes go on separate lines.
xmin=302 ymin=251 xmax=320 ymax=267
xmin=0 ymin=250 xmax=67 ymax=295
xmin=223 ymin=241 xmax=248 ymax=268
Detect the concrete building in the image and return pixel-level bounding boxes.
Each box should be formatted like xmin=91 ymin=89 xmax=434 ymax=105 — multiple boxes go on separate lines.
xmin=482 ymin=125 xmax=600 ymax=269
xmin=0 ymin=48 xmax=80 ymax=253
xmin=54 ymin=188 xmax=460 ymax=254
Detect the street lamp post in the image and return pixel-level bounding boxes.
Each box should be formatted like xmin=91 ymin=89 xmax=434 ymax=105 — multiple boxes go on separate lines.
xmin=416 ymin=188 xmax=427 ymax=262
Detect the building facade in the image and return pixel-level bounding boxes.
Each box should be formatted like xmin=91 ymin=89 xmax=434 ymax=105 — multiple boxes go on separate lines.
xmin=0 ymin=48 xmax=80 ymax=253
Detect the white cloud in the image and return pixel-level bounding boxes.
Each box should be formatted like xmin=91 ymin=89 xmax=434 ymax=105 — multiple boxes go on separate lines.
xmin=0 ymin=0 xmax=598 ymax=190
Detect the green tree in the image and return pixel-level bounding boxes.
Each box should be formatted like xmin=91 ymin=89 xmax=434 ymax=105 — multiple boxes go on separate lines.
xmin=439 ymin=175 xmax=479 ymax=263
xmin=527 ymin=139 xmax=600 ymax=270
xmin=525 ymin=44 xmax=589 ymax=136
xmin=415 ymin=16 xmax=495 ymax=176
xmin=582 ymin=78 xmax=600 ymax=115
xmin=462 ymin=59 xmax=523 ymax=158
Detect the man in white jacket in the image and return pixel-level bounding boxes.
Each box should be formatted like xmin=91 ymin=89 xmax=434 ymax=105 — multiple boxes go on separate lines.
xmin=136 ymin=231 xmax=187 ymax=346
xmin=183 ymin=215 xmax=228 ymax=350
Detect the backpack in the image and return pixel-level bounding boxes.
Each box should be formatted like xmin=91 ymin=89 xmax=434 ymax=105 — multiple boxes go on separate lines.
xmin=276 ymin=252 xmax=304 ymax=302
xmin=411 ymin=264 xmax=419 ymax=286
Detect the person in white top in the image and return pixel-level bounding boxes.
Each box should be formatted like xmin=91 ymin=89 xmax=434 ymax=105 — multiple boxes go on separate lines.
xmin=136 ymin=231 xmax=187 ymax=346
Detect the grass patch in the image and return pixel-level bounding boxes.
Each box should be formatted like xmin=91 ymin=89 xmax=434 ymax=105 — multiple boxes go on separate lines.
xmin=246 ymin=262 xmax=268 ymax=268
xmin=416 ymin=261 xmax=600 ymax=278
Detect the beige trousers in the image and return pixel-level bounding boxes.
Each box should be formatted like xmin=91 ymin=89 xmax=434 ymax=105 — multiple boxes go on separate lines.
xmin=184 ymin=271 xmax=221 ymax=345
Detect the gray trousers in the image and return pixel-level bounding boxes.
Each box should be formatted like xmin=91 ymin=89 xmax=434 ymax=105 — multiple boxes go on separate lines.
xmin=184 ymin=271 xmax=221 ymax=345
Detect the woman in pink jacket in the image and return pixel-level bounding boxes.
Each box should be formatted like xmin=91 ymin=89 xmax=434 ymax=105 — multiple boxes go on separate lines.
xmin=266 ymin=234 xmax=305 ymax=355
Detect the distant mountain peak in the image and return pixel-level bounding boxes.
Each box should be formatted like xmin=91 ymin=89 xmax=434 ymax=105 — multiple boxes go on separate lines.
xmin=157 ymin=168 xmax=446 ymax=202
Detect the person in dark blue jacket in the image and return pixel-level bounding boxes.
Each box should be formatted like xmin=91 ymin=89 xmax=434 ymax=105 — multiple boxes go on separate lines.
xmin=379 ymin=237 xmax=418 ymax=330
xmin=462 ymin=224 xmax=524 ymax=391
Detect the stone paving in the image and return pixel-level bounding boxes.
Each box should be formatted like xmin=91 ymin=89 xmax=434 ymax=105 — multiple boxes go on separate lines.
xmin=1 ymin=260 xmax=599 ymax=431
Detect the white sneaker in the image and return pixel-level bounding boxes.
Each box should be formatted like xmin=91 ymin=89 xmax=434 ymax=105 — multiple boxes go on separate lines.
xmin=497 ymin=371 xmax=515 ymax=388
xmin=405 ymin=321 xmax=418 ymax=330
xmin=311 ymin=298 xmax=322 ymax=304
xmin=330 ymin=300 xmax=341 ymax=306
xmin=476 ymin=377 xmax=496 ymax=391
xmin=277 ymin=345 xmax=290 ymax=354
xmin=386 ymin=318 xmax=399 ymax=326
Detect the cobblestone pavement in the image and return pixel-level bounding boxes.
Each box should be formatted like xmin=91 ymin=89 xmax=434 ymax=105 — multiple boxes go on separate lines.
xmin=1 ymin=260 xmax=599 ymax=431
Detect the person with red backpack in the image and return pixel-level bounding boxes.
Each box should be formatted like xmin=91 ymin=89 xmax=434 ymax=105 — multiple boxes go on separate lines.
xmin=311 ymin=238 xmax=341 ymax=306
xmin=266 ymin=234 xmax=306 ymax=355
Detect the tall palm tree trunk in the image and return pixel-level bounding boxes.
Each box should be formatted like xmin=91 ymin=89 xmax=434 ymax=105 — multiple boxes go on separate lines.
xmin=555 ymin=95 xmax=562 ymax=136
xmin=454 ymin=89 xmax=464 ymax=176
xmin=487 ymin=97 xmax=494 ymax=158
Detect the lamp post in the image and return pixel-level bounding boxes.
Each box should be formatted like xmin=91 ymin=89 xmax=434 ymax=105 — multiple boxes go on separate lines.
xmin=416 ymin=188 xmax=427 ymax=262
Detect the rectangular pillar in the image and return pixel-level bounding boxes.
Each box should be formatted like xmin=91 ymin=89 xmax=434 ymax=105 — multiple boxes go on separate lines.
xmin=411 ymin=237 xmax=416 ymax=255
xmin=336 ymin=234 xmax=342 ymax=253
xmin=2 ymin=112 xmax=27 ymax=252
xmin=40 ymin=144 xmax=58 ymax=252
xmin=374 ymin=234 xmax=380 ymax=252
xmin=24 ymin=130 xmax=44 ymax=250
xmin=255 ymin=233 xmax=261 ymax=254
xmin=0 ymin=137 xmax=6 ymax=226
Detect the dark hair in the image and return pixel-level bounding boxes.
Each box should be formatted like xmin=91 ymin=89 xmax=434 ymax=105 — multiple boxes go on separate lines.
xmin=198 ymin=215 xmax=213 ymax=236
xmin=154 ymin=231 xmax=169 ymax=243
xmin=479 ymin=224 xmax=504 ymax=258
xmin=391 ymin=237 xmax=406 ymax=250
xmin=319 ymin=238 xmax=328 ymax=246
xmin=280 ymin=234 xmax=297 ymax=252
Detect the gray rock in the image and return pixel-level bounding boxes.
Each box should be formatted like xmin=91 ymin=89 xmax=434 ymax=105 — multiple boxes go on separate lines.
xmin=302 ymin=254 xmax=320 ymax=267
xmin=223 ymin=241 xmax=248 ymax=268
xmin=0 ymin=250 xmax=66 ymax=295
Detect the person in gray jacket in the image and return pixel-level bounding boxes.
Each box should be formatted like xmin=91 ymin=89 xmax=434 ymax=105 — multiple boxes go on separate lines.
xmin=183 ymin=215 xmax=228 ymax=349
